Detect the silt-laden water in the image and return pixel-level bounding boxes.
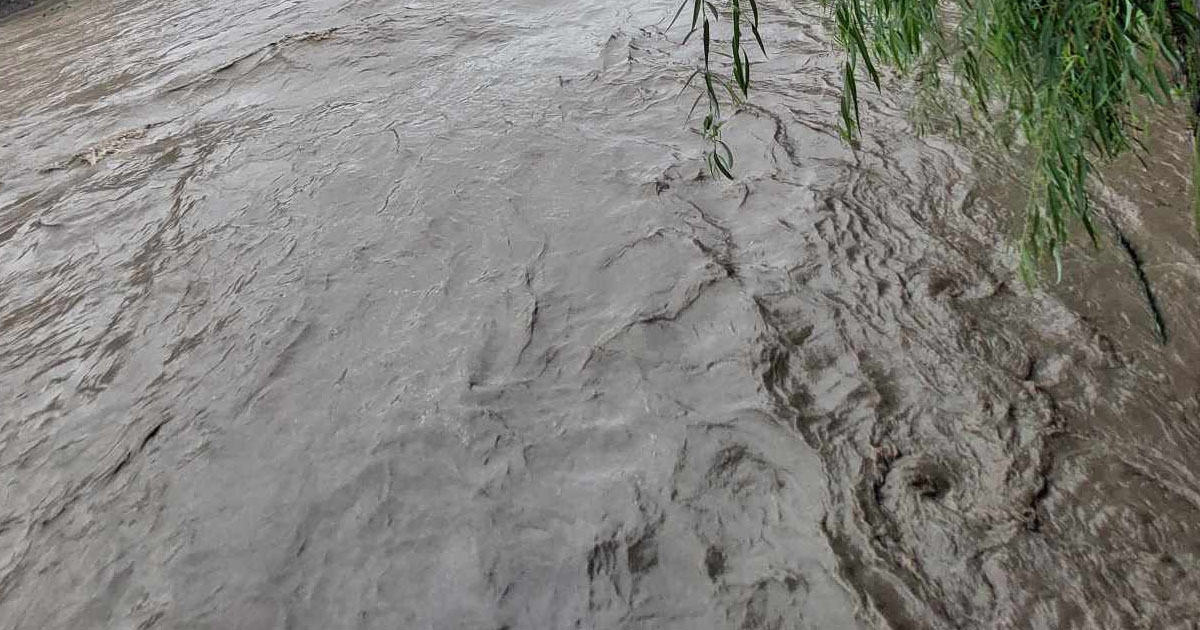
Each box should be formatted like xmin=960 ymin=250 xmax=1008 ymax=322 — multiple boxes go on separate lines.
xmin=2 ymin=1 xmax=1199 ymax=628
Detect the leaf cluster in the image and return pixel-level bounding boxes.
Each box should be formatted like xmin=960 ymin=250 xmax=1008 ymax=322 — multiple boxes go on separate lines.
xmin=676 ymin=0 xmax=1200 ymax=281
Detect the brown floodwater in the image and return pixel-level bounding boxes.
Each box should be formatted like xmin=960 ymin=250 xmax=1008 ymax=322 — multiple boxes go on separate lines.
xmin=1 ymin=1 xmax=1199 ymax=628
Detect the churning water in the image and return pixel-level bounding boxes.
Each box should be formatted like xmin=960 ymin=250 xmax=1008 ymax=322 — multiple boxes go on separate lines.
xmin=2 ymin=1 xmax=1199 ymax=628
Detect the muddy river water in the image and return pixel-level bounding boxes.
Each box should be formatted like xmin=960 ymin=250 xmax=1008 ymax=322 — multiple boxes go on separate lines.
xmin=2 ymin=0 xmax=1200 ymax=628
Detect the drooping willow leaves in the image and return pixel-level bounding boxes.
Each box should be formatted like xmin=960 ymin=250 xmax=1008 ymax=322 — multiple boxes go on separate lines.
xmin=672 ymin=0 xmax=767 ymax=178
xmin=674 ymin=0 xmax=1200 ymax=281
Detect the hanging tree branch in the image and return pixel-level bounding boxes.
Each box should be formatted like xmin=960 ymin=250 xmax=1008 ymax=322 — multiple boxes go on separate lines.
xmin=674 ymin=0 xmax=1200 ymax=282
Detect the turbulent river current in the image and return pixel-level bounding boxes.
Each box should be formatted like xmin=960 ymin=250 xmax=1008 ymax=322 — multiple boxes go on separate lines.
xmin=2 ymin=0 xmax=1200 ymax=628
